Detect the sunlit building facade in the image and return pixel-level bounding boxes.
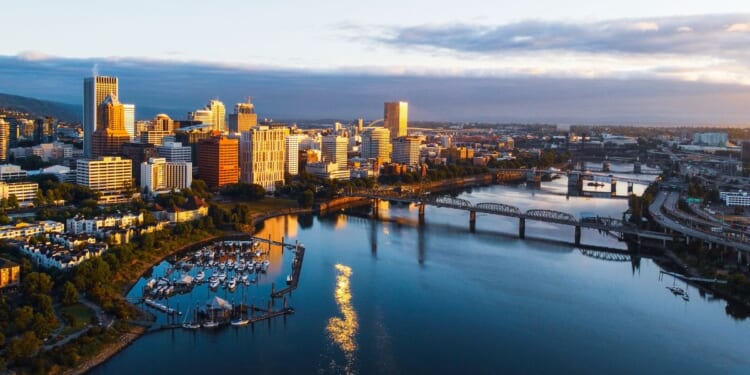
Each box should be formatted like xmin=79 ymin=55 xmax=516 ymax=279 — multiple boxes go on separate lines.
xmin=76 ymin=156 xmax=133 ymax=204
xmin=384 ymin=101 xmax=408 ymax=139
xmin=92 ymin=95 xmax=131 ymax=158
xmin=83 ymin=76 xmax=119 ymax=158
xmin=229 ymin=99 xmax=258 ymax=133
xmin=361 ymin=127 xmax=391 ymax=163
xmin=240 ymin=126 xmax=289 ymax=191
xmin=197 ymin=136 xmax=239 ymax=189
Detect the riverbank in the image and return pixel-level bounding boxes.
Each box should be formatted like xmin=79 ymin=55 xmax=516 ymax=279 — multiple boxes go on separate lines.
xmin=62 ymin=325 xmax=146 ymax=375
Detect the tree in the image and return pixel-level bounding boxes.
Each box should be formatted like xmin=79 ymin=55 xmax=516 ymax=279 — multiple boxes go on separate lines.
xmin=298 ymin=189 xmax=314 ymax=208
xmin=13 ymin=306 xmax=34 ymax=332
xmin=22 ymin=272 xmax=53 ymax=297
xmin=7 ymin=331 xmax=41 ymax=363
xmin=62 ymin=281 xmax=79 ymax=306
xmin=7 ymin=194 xmax=18 ymax=209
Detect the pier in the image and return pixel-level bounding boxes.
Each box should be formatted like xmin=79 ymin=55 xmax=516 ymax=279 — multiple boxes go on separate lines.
xmin=271 ymin=242 xmax=305 ymax=298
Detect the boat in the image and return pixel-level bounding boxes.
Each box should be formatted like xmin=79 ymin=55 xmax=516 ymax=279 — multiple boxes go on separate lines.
xmin=241 ymin=273 xmax=249 ymax=282
xmin=666 ymin=286 xmax=685 ymax=296
xmin=261 ymin=260 xmax=270 ymax=273
xmin=219 ymin=272 xmax=227 ymax=282
xmin=286 ymin=274 xmax=293 ymax=285
xmin=230 ymin=317 xmax=249 ymax=326
xmin=195 ymin=271 xmax=205 ymax=282
xmin=219 ymin=262 xmax=226 ymax=270
xmin=228 ymin=278 xmax=237 ymax=290
xmin=682 ymin=293 xmax=690 ymax=301
xmin=194 ymin=250 xmax=202 ymax=259
xmin=203 ymin=316 xmax=219 ymax=328
xmin=209 ymin=279 xmax=220 ymax=289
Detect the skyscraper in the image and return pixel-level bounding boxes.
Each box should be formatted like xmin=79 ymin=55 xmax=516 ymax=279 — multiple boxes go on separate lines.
xmin=123 ymin=104 xmax=135 ymax=139
xmin=285 ymin=135 xmax=302 ymax=176
xmin=207 ymin=100 xmax=226 ymax=132
xmin=157 ymin=141 xmax=192 ymax=163
xmin=240 ymin=126 xmax=289 ymax=191
xmin=0 ymin=119 xmax=8 ymax=163
xmin=361 ymin=127 xmax=391 ymax=162
xmin=229 ymin=99 xmax=258 ymax=133
xmin=92 ymin=95 xmax=131 ymax=158
xmin=83 ymin=76 xmax=118 ymax=158
xmin=392 ymin=136 xmax=421 ymax=167
xmin=384 ymin=101 xmax=408 ymax=139
xmin=197 ymin=136 xmax=239 ymax=189
xmin=153 ymin=114 xmax=174 ymax=132
xmin=322 ymin=135 xmax=348 ymax=167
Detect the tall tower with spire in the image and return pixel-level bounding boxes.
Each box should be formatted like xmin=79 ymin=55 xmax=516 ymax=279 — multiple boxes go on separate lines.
xmin=92 ymin=94 xmax=131 ymax=158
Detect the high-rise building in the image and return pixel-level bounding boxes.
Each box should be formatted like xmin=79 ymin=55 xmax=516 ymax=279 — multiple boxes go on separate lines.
xmin=76 ymin=156 xmax=133 ymax=204
xmin=175 ymin=124 xmax=215 ymax=164
xmin=190 ymin=100 xmax=226 ymax=132
xmin=123 ymin=104 xmax=135 ymax=139
xmin=83 ymin=76 xmax=118 ymax=158
xmin=207 ymin=100 xmax=226 ymax=133
xmin=140 ymin=157 xmax=192 ymax=196
xmin=120 ymin=142 xmax=158 ymax=185
xmin=239 ymin=126 xmax=289 ymax=191
xmin=361 ymin=127 xmax=391 ymax=163
xmin=33 ymin=117 xmax=55 ymax=144
xmin=392 ymin=137 xmax=421 ymax=167
xmin=322 ymin=135 xmax=348 ymax=167
xmin=153 ymin=114 xmax=174 ymax=132
xmin=140 ymin=130 xmax=171 ymax=146
xmin=92 ymin=95 xmax=131 ymax=158
xmin=384 ymin=101 xmax=408 ymax=139
xmin=157 ymin=141 xmax=192 ymax=163
xmin=0 ymin=119 xmax=8 ymax=163
xmin=196 ymin=136 xmax=239 ymax=189
xmin=285 ymin=135 xmax=302 ymax=176
xmin=229 ymin=99 xmax=258 ymax=133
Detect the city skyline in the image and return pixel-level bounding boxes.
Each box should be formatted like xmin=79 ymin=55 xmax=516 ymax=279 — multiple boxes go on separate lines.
xmin=1 ymin=2 xmax=750 ymax=125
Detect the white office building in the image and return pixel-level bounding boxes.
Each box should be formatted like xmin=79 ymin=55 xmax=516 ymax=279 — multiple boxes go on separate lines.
xmin=140 ymin=158 xmax=192 ymax=196
xmin=157 ymin=141 xmax=192 ymax=163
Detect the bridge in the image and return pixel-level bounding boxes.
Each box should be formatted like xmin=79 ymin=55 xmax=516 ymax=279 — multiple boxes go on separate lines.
xmin=350 ymin=189 xmax=672 ymax=247
xmin=492 ymin=168 xmax=656 ymax=186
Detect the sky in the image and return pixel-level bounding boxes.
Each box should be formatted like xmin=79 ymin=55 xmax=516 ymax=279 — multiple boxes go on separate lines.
xmin=2 ymin=1 xmax=750 ymax=125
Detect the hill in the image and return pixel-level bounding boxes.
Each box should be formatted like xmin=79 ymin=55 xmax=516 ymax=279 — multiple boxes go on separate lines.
xmin=0 ymin=93 xmax=80 ymax=123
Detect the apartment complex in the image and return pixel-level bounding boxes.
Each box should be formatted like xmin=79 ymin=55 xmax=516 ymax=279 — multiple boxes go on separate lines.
xmin=141 ymin=157 xmax=193 ymax=195
xmin=76 ymin=156 xmax=134 ymax=204
xmin=240 ymin=126 xmax=289 ymax=191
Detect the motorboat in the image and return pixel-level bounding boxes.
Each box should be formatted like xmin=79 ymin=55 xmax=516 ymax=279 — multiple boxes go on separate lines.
xmin=209 ymin=279 xmax=220 ymax=289
xmin=228 ymin=278 xmax=237 ymax=290
xmin=195 ymin=271 xmax=205 ymax=282
xmin=219 ymin=272 xmax=227 ymax=282
xmin=286 ymin=274 xmax=293 ymax=285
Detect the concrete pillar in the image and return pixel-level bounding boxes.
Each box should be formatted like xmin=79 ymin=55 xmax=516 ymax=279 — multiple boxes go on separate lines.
xmin=738 ymin=250 xmax=742 ymax=265
xmin=575 ymin=225 xmax=582 ymax=246
xmin=627 ymin=182 xmax=634 ymax=194
xmin=372 ymin=199 xmax=379 ymax=219
xmin=611 ymin=179 xmax=617 ymax=197
xmin=418 ymin=203 xmax=425 ymax=225
xmin=519 ymin=217 xmax=525 ymax=239
xmin=469 ymin=210 xmax=476 ymax=233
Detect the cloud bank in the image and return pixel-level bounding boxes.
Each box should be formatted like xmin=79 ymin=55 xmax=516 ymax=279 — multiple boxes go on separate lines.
xmin=1 ymin=53 xmax=750 ymax=125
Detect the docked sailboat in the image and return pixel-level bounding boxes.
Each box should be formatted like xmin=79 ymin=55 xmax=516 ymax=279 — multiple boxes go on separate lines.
xmin=195 ymin=271 xmax=205 ymax=282
xmin=209 ymin=278 xmax=220 ymax=289
xmin=228 ymin=278 xmax=237 ymax=291
xmin=261 ymin=260 xmax=270 ymax=273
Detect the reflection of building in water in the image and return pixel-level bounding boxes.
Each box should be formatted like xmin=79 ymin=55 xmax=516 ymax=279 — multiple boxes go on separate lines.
xmin=334 ymin=213 xmax=347 ymax=230
xmin=254 ymin=215 xmax=304 ymax=276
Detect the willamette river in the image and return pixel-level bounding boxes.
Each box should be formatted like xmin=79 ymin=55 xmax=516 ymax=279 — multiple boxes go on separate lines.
xmin=92 ymin=178 xmax=750 ymax=374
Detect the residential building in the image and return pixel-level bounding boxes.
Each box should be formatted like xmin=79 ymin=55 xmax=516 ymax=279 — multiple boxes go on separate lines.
xmin=0 ymin=181 xmax=38 ymax=207
xmin=322 ymin=135 xmax=348 ymax=167
xmin=0 ymin=258 xmax=20 ymax=289
xmin=196 ymin=136 xmax=239 ymax=189
xmin=285 ymin=135 xmax=302 ymax=176
xmin=152 ymin=196 xmax=209 ymax=223
xmin=19 ymin=240 xmax=107 ymax=270
xmin=141 ymin=157 xmax=193 ymax=195
xmin=83 ymin=75 xmax=119 ymax=158
xmin=361 ymin=127 xmax=391 ymax=163
xmin=157 ymin=141 xmax=192 ymax=163
xmin=240 ymin=126 xmax=289 ymax=191
xmin=92 ymin=95 xmax=131 ymax=158
xmin=392 ymin=136 xmax=421 ymax=167
xmin=0 ymin=220 xmax=64 ymax=240
xmin=120 ymin=142 xmax=158 ymax=185
xmin=66 ymin=212 xmax=143 ymax=235
xmin=384 ymin=101 xmax=408 ymax=139
xmin=76 ymin=156 xmax=134 ymax=204
xmin=31 ymin=142 xmax=73 ymax=161
xmin=693 ymin=132 xmax=728 ymax=147
xmin=229 ymin=99 xmax=258 ymax=133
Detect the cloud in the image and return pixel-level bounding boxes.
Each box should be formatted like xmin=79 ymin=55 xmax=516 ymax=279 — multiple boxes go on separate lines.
xmin=374 ymin=14 xmax=750 ymax=59
xmin=1 ymin=54 xmax=750 ymax=125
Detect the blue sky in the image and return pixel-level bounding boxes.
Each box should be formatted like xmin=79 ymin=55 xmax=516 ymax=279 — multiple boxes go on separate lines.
xmin=2 ymin=1 xmax=750 ymax=124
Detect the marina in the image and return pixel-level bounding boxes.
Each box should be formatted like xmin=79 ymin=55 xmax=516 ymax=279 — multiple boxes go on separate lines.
xmin=134 ymin=236 xmax=306 ymax=331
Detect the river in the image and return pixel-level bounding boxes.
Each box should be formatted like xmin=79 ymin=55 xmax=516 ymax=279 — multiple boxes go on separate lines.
xmin=92 ymin=181 xmax=750 ymax=374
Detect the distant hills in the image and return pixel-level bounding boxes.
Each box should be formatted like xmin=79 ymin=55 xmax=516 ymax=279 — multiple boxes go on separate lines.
xmin=0 ymin=93 xmax=80 ymax=123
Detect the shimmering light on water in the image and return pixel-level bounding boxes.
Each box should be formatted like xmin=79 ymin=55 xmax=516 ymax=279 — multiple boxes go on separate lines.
xmin=326 ymin=264 xmax=358 ymax=370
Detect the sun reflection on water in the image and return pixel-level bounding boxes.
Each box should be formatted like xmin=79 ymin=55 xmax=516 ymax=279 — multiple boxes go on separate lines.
xmin=327 ymin=264 xmax=358 ymax=367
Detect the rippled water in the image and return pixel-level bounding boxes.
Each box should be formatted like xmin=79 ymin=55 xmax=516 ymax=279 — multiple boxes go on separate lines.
xmin=92 ymin=183 xmax=750 ymax=375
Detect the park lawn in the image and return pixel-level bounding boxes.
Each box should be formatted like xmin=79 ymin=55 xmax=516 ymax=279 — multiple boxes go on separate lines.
xmin=60 ymin=303 xmax=95 ymax=335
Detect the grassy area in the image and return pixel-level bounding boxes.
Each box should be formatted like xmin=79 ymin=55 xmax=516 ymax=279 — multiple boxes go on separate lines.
xmin=60 ymin=303 xmax=95 ymax=335
xmin=215 ymin=197 xmax=298 ymax=214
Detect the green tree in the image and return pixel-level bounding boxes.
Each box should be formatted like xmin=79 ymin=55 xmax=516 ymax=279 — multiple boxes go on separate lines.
xmin=298 ymin=189 xmax=314 ymax=208
xmin=13 ymin=306 xmax=34 ymax=332
xmin=7 ymin=194 xmax=18 ymax=209
xmin=22 ymin=272 xmax=53 ymax=297
xmin=7 ymin=331 xmax=41 ymax=363
xmin=62 ymin=281 xmax=79 ymax=306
